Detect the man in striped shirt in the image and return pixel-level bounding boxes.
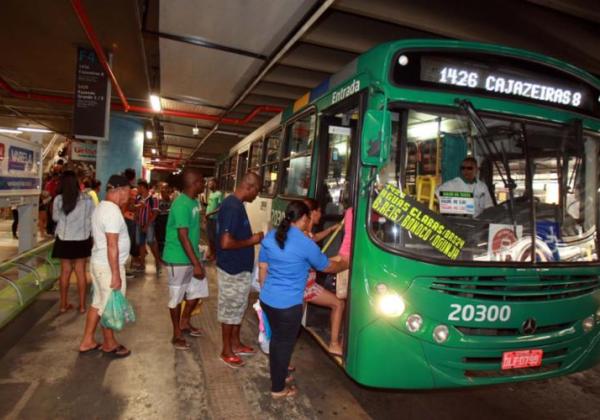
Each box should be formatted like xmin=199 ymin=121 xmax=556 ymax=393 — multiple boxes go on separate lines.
xmin=136 ymin=180 xmax=162 ymax=273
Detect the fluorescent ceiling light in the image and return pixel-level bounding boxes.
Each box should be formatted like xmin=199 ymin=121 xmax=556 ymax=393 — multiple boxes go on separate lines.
xmin=0 ymin=128 xmax=21 ymax=134
xmin=149 ymin=94 xmax=162 ymax=112
xmin=18 ymin=127 xmax=52 ymax=133
xmin=146 ymin=130 xmax=153 ymax=140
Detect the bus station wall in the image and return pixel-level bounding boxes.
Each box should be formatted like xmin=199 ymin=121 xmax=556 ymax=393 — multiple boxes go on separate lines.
xmin=96 ymin=116 xmax=143 ymax=198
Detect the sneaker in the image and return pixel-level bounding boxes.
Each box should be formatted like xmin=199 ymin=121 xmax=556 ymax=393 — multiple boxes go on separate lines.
xmin=125 ymin=271 xmax=135 ymax=278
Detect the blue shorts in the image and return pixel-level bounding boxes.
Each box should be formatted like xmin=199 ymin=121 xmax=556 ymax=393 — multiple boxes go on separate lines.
xmin=136 ymin=223 xmax=156 ymax=245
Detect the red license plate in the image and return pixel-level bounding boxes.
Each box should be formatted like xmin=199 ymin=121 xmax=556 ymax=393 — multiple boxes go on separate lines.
xmin=501 ymin=349 xmax=543 ymax=370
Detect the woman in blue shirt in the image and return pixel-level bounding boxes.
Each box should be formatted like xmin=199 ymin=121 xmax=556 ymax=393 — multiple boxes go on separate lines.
xmin=259 ymin=200 xmax=342 ymax=398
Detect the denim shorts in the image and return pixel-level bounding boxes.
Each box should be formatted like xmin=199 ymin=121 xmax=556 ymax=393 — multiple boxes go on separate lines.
xmin=136 ymin=223 xmax=156 ymax=245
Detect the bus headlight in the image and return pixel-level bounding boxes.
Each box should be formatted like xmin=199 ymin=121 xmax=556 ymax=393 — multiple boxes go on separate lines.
xmin=406 ymin=314 xmax=423 ymax=333
xmin=377 ymin=293 xmax=405 ymax=317
xmin=433 ymin=325 xmax=450 ymax=344
xmin=583 ymin=315 xmax=595 ymax=332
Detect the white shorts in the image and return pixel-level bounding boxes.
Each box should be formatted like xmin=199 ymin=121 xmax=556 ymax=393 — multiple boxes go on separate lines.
xmin=167 ymin=265 xmax=208 ymax=308
xmin=90 ymin=263 xmax=127 ymax=316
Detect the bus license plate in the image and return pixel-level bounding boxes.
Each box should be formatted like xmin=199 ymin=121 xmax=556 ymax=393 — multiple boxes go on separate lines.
xmin=501 ymin=349 xmax=543 ymax=370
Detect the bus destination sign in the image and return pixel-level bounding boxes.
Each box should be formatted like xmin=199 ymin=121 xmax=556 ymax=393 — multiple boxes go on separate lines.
xmin=391 ymin=51 xmax=599 ymax=115
xmin=420 ymin=56 xmax=585 ymax=109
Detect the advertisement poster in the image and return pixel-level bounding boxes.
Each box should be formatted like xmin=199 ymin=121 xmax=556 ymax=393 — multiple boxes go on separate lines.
xmin=0 ymin=134 xmax=41 ymax=196
xmin=71 ymin=141 xmax=97 ymax=162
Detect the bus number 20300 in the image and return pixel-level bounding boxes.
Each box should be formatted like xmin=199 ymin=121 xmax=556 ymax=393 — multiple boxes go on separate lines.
xmin=448 ymin=304 xmax=511 ymax=322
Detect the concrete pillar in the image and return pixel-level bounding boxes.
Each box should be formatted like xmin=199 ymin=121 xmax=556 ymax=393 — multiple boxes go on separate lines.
xmin=96 ymin=115 xmax=144 ymax=198
xmin=17 ymin=202 xmax=37 ymax=253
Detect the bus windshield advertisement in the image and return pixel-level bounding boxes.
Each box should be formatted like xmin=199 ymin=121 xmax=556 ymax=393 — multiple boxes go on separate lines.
xmin=370 ymin=108 xmax=599 ymax=264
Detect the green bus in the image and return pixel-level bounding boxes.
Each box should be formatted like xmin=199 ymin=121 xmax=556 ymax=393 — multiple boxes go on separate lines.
xmin=216 ymin=39 xmax=600 ymax=388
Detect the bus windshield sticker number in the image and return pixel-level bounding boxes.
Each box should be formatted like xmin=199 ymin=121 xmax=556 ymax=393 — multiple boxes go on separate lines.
xmin=372 ymin=184 xmax=466 ymax=260
xmin=448 ymin=304 xmax=511 ymax=322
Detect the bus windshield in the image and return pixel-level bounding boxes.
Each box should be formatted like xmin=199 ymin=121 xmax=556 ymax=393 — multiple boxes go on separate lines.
xmin=369 ymin=106 xmax=599 ymax=264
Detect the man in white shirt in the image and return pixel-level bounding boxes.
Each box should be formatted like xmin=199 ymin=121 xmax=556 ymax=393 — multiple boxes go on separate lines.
xmin=79 ymin=174 xmax=132 ymax=358
xmin=436 ymin=157 xmax=494 ymax=217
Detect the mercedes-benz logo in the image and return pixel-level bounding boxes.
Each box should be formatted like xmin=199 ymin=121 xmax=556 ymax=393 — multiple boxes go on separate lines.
xmin=521 ymin=318 xmax=537 ymax=335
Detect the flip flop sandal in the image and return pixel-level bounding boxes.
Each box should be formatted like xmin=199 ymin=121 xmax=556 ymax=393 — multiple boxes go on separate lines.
xmin=328 ymin=347 xmax=343 ymax=357
xmin=181 ymin=327 xmax=204 ymax=337
xmin=79 ymin=343 xmax=102 ymax=354
xmin=220 ymin=355 xmax=245 ymax=368
xmin=59 ymin=303 xmax=74 ymax=314
xmin=172 ymin=337 xmax=191 ymax=350
xmin=271 ymin=385 xmax=297 ymax=399
xmin=234 ymin=345 xmax=256 ymax=355
xmin=103 ymin=345 xmax=131 ymax=358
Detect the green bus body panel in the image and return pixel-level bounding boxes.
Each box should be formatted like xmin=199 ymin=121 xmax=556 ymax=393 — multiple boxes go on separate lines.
xmin=263 ymin=39 xmax=600 ymax=389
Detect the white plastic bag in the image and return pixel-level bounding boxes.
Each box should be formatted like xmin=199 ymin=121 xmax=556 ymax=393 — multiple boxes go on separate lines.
xmin=251 ymin=264 xmax=261 ymax=292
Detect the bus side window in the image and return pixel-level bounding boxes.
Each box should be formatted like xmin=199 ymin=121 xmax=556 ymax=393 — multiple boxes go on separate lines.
xmin=281 ymin=112 xmax=316 ymax=196
xmin=260 ymin=130 xmax=282 ymax=196
xmin=248 ymin=139 xmax=262 ymax=174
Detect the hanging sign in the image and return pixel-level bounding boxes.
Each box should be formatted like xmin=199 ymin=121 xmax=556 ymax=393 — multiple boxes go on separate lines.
xmin=73 ymin=47 xmax=112 ymax=141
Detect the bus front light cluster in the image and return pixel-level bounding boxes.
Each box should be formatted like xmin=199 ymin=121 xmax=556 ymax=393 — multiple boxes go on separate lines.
xmin=406 ymin=314 xmax=423 ymax=333
xmin=433 ymin=325 xmax=450 ymax=344
xmin=375 ymin=283 xmax=405 ymax=318
xmin=583 ymin=315 xmax=595 ymax=332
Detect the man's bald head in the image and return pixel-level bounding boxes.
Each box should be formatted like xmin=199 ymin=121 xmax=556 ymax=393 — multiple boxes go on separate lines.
xmin=240 ymin=171 xmax=260 ymax=188
xmin=181 ymin=167 xmax=204 ymax=195
xmin=235 ymin=171 xmax=261 ymax=202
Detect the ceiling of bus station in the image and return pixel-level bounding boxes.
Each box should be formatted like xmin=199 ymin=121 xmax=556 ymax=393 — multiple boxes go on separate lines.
xmin=0 ymin=0 xmax=599 ymax=170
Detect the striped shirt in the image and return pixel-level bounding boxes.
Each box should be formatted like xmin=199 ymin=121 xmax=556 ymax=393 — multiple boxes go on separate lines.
xmin=137 ymin=194 xmax=159 ymax=226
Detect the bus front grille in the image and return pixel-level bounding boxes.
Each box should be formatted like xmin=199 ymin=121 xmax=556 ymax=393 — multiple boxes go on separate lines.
xmin=465 ymin=363 xmax=561 ymax=378
xmin=456 ymin=322 xmax=573 ymax=336
xmin=430 ymin=274 xmax=600 ymax=301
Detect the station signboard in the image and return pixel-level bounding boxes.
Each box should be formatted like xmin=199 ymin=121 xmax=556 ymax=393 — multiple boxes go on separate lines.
xmin=73 ymin=47 xmax=112 ymax=141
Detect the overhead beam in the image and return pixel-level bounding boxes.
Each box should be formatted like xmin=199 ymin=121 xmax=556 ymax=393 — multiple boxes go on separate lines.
xmin=143 ymin=30 xmax=268 ymax=60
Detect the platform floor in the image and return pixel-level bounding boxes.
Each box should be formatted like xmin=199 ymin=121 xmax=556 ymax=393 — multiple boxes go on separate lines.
xmin=1 ymin=259 xmax=600 ymax=419
xmin=0 ymin=261 xmax=369 ymax=419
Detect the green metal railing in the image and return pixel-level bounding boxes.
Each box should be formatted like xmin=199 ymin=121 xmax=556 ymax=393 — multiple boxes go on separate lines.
xmin=0 ymin=241 xmax=58 ymax=329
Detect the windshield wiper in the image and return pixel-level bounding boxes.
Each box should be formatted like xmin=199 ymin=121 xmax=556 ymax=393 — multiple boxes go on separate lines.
xmin=455 ymin=100 xmax=517 ymax=226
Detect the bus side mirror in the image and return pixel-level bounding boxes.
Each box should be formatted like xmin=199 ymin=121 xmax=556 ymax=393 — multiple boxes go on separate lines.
xmin=361 ymin=109 xmax=391 ymax=166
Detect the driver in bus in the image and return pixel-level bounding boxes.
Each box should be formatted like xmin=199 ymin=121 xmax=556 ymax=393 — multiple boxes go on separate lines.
xmin=436 ymin=156 xmax=493 ymax=217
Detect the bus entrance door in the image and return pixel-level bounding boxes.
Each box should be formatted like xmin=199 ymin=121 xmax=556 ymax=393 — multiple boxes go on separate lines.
xmin=304 ymin=101 xmax=361 ymax=356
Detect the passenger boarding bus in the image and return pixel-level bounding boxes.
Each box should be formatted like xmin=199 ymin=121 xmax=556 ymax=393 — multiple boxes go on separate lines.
xmin=215 ymin=39 xmax=600 ymax=389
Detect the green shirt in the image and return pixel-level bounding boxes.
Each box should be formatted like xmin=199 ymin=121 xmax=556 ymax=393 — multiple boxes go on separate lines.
xmin=162 ymin=193 xmax=201 ymax=264
xmin=206 ymin=190 xmax=223 ymax=219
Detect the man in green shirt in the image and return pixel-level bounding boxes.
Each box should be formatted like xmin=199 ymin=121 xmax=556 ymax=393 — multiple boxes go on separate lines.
xmin=163 ymin=168 xmax=205 ymax=350
xmin=204 ymin=178 xmax=223 ymax=261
